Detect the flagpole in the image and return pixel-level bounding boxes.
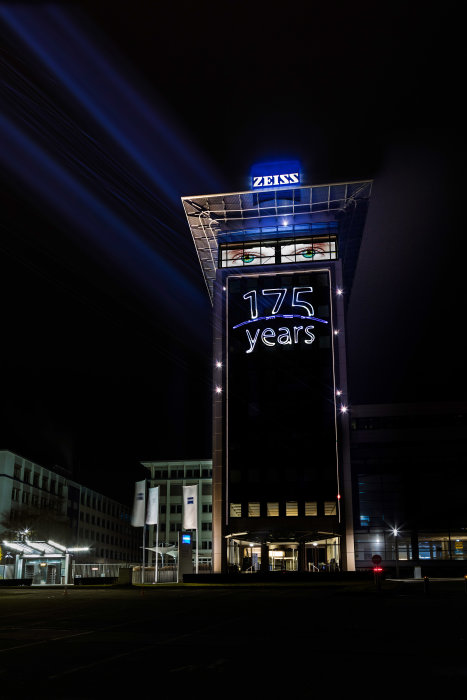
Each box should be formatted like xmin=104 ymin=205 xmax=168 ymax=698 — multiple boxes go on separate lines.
xmin=142 ymin=524 xmax=146 ymax=584
xmin=155 ymin=524 xmax=159 ymax=584
xmin=196 ymin=483 xmax=199 ymax=574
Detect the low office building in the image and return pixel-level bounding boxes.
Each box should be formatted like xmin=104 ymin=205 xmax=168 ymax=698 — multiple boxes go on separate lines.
xmin=141 ymin=459 xmax=213 ymax=569
xmin=350 ymin=402 xmax=467 ymax=573
xmin=0 ymin=450 xmax=140 ymax=570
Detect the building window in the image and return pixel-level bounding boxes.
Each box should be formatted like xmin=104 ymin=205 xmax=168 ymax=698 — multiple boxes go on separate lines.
xmin=14 ymin=464 xmax=22 ymax=480
xmin=22 ymin=491 xmax=29 ymax=505
xmin=33 ymin=473 xmax=40 ymax=488
xmin=305 ymin=502 xmax=318 ymax=516
xmin=230 ymin=503 xmax=242 ymax=517
xmin=12 ymin=487 xmax=20 ymax=502
xmin=202 ymin=522 xmax=212 ymax=531
xmin=220 ymin=234 xmax=337 ymax=268
xmin=202 ymin=504 xmax=212 ymax=513
xmin=267 ymin=502 xmax=279 ymax=517
xmin=248 ymin=502 xmax=260 ymax=517
xmin=324 ymin=501 xmax=337 ymax=516
xmin=286 ymin=501 xmax=298 ymax=516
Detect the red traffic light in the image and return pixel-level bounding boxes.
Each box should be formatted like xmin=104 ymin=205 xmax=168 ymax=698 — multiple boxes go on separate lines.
xmin=373 ymin=566 xmax=383 ymax=573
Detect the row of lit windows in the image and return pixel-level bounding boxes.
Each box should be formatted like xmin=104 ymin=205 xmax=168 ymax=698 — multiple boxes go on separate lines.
xmin=13 ymin=465 xmax=64 ymax=496
xmin=230 ymin=501 xmax=337 ymax=517
xmin=11 ymin=489 xmax=62 ymax=512
xmin=78 ymin=511 xmax=132 ymax=534
xmin=153 ymin=468 xmax=212 ymax=479
xmin=168 ymin=522 xmax=212 ymax=531
xmin=79 ymin=491 xmax=126 ymax=518
xmin=79 ymin=528 xmax=137 ymax=549
xmin=152 ymin=482 xmax=213 ymax=497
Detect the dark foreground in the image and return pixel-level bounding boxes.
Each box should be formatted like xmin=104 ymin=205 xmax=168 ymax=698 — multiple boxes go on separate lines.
xmin=0 ymin=579 xmax=466 ymax=697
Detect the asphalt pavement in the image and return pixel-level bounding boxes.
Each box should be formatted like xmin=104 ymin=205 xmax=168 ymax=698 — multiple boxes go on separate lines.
xmin=0 ymin=580 xmax=466 ymax=697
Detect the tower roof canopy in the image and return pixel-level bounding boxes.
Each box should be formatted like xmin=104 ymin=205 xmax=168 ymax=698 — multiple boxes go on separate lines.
xmin=182 ymin=180 xmax=372 ymax=302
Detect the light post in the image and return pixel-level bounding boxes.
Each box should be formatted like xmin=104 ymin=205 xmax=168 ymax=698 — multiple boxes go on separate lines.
xmin=392 ymin=528 xmax=400 ymax=578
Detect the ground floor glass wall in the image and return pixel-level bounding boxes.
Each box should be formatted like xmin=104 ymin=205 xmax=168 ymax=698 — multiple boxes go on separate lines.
xmin=227 ymin=537 xmax=341 ymax=572
xmin=355 ymin=530 xmax=467 ymax=566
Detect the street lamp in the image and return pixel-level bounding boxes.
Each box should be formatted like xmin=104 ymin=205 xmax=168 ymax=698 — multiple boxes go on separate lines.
xmin=392 ymin=528 xmax=400 ymax=578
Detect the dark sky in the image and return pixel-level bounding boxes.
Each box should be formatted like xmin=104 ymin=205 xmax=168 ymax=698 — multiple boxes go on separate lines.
xmin=0 ymin=3 xmax=464 ymax=502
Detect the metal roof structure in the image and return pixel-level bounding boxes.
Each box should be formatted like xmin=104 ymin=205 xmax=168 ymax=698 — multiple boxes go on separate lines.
xmin=2 ymin=540 xmax=89 ymax=556
xmin=182 ymin=179 xmax=372 ymax=303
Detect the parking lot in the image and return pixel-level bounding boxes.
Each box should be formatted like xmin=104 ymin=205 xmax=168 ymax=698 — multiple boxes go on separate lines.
xmin=0 ymin=579 xmax=466 ymax=696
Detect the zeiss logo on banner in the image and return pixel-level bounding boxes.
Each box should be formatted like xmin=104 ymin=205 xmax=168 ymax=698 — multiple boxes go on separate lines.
xmin=251 ymin=160 xmax=301 ymax=189
xmin=187 ymin=497 xmax=194 ymax=504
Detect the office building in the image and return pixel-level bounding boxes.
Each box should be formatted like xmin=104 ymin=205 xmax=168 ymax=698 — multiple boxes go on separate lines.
xmin=182 ymin=162 xmax=372 ymax=572
xmin=141 ymin=459 xmax=213 ymax=569
xmin=0 ymin=449 xmax=140 ymax=569
xmin=350 ymin=402 xmax=467 ymax=573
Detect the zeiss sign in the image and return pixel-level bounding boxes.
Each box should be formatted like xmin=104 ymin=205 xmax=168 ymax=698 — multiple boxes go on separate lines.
xmin=251 ymin=160 xmax=301 ymax=189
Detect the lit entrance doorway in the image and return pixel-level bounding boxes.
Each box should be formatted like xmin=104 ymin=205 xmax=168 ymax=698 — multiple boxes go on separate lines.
xmin=269 ymin=546 xmax=298 ymax=571
xmin=305 ymin=537 xmax=340 ymax=572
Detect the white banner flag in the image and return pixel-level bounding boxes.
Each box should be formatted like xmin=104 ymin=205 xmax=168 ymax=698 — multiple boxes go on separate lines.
xmin=146 ymin=486 xmax=159 ymax=525
xmin=131 ymin=480 xmax=146 ymax=527
xmin=182 ymin=484 xmax=198 ymax=530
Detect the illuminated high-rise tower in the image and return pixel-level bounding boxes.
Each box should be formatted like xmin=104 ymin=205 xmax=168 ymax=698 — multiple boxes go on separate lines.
xmin=182 ymin=162 xmax=372 ymax=573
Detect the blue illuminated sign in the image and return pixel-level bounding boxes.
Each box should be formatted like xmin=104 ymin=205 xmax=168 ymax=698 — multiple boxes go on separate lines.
xmin=251 ymin=160 xmax=301 ymax=189
xmin=182 ymin=534 xmax=191 ymax=544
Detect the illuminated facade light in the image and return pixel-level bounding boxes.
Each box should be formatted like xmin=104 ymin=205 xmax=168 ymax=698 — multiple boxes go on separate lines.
xmin=336 ymin=389 xmax=342 ymax=396
xmin=216 ymin=361 xmax=222 ymax=368
xmin=215 ymin=386 xmax=222 ymax=394
xmin=336 ymin=288 xmax=343 ymax=296
xmin=340 ymin=405 xmax=348 ymax=413
xmin=334 ymin=329 xmax=340 ymax=335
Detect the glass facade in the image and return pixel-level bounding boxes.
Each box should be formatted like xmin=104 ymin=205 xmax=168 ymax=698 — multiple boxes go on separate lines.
xmin=220 ymin=233 xmax=337 ymax=268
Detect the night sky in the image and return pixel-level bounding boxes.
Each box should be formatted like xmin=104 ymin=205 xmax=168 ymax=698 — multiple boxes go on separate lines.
xmin=0 ymin=3 xmax=464 ymax=503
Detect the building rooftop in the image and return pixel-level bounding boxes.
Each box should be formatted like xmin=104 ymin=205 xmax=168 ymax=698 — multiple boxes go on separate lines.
xmin=182 ymin=179 xmax=372 ymax=302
